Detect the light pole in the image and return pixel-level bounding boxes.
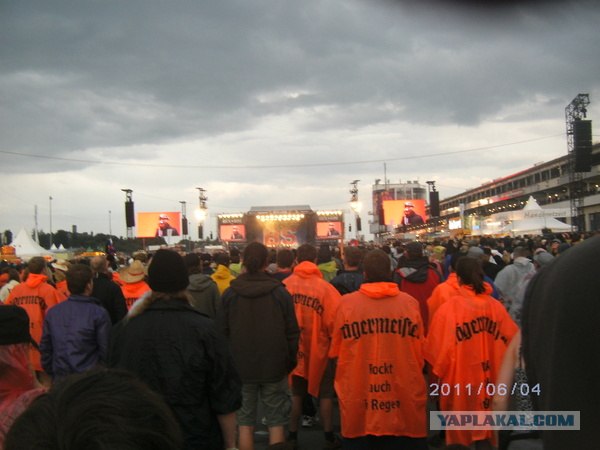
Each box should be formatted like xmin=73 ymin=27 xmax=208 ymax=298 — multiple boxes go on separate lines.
xmin=195 ymin=187 xmax=208 ymax=240
xmin=49 ymin=196 xmax=53 ymax=248
xmin=349 ymin=180 xmax=362 ymax=241
xmin=109 ymin=210 xmax=112 ymax=236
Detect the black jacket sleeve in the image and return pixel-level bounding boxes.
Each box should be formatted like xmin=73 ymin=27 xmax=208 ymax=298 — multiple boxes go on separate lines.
xmin=204 ymin=324 xmax=243 ymax=414
xmin=275 ymin=286 xmax=300 ymax=373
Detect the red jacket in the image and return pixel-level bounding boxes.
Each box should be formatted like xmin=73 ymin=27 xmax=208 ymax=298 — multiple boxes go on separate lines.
xmin=395 ymin=263 xmax=441 ymax=335
xmin=0 ymin=343 xmax=46 ymax=447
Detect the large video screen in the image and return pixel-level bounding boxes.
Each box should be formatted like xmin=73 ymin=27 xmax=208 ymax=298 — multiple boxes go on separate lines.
xmin=383 ymin=199 xmax=427 ymax=226
xmin=137 ymin=212 xmax=182 ymax=238
xmin=220 ymin=224 xmax=247 ymax=242
xmin=316 ymin=221 xmax=343 ymax=239
xmin=261 ymin=222 xmax=300 ymax=247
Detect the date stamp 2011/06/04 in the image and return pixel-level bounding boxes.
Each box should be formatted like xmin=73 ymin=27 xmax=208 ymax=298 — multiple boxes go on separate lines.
xmin=430 ymin=382 xmax=541 ymax=397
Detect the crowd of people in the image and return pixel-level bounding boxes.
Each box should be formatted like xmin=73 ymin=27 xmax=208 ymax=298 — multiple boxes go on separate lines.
xmin=0 ymin=231 xmax=598 ymax=450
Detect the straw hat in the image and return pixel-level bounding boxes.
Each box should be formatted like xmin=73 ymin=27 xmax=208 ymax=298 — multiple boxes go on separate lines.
xmin=119 ymin=260 xmax=146 ymax=283
xmin=52 ymin=259 xmax=71 ymax=272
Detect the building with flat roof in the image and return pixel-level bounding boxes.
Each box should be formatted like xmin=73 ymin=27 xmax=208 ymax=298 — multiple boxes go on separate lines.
xmin=434 ymin=143 xmax=600 ymax=235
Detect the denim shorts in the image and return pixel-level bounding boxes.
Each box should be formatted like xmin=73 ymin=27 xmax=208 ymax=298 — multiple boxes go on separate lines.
xmin=236 ymin=377 xmax=291 ymax=427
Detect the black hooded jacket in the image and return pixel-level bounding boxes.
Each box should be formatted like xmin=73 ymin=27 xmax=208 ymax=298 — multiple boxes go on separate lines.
xmin=91 ymin=271 xmax=127 ymax=324
xmin=331 ymin=270 xmax=364 ymax=295
xmin=522 ymin=236 xmax=600 ymax=450
xmin=108 ymin=298 xmax=242 ymax=450
xmin=218 ymin=272 xmax=299 ymax=383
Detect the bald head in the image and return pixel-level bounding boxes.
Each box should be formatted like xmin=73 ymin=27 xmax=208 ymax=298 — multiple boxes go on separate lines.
xmin=91 ymin=256 xmax=108 ymax=274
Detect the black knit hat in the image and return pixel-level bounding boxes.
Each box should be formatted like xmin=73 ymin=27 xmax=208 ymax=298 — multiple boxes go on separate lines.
xmin=147 ymin=249 xmax=189 ymax=293
xmin=406 ymin=241 xmax=423 ymax=257
xmin=0 ymin=305 xmax=33 ymax=345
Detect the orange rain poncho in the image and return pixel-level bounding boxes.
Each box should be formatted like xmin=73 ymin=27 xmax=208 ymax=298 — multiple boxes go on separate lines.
xmin=427 ymin=272 xmax=461 ymax=327
xmin=427 ymin=273 xmax=495 ymax=327
xmin=283 ymin=261 xmax=341 ymax=397
xmin=120 ymin=281 xmax=151 ymax=311
xmin=55 ymin=279 xmax=70 ymax=298
xmin=5 ymin=274 xmax=64 ymax=371
xmin=330 ymin=282 xmax=427 ymax=439
xmin=424 ymin=284 xmax=518 ymax=446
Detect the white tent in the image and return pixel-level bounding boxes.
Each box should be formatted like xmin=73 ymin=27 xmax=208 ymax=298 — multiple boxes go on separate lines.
xmin=11 ymin=228 xmax=53 ymax=260
xmin=500 ymin=197 xmax=571 ymax=236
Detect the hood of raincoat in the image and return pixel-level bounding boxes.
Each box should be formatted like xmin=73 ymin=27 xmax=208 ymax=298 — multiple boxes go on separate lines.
xmin=293 ymin=261 xmax=323 ymax=279
xmin=359 ymin=282 xmax=401 ymax=299
xmin=187 ymin=273 xmax=216 ymax=292
xmin=212 ymin=264 xmax=234 ymax=281
xmin=24 ymin=273 xmax=47 ymax=289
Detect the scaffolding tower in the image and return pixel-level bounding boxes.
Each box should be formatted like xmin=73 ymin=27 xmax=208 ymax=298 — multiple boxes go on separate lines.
xmin=565 ymin=93 xmax=590 ymax=231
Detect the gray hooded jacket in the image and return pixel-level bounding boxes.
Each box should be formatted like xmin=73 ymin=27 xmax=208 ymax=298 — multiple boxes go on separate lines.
xmin=187 ymin=273 xmax=220 ymax=318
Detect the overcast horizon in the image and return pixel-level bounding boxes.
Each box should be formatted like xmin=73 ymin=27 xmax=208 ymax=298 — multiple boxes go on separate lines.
xmin=2 ymin=0 xmax=599 ymax=240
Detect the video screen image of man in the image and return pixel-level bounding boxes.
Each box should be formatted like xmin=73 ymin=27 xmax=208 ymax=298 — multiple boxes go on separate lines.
xmin=327 ymin=222 xmax=340 ymax=236
xmin=230 ymin=225 xmax=244 ymax=240
xmin=155 ymin=214 xmax=180 ymax=237
xmin=402 ymin=202 xmax=424 ymax=225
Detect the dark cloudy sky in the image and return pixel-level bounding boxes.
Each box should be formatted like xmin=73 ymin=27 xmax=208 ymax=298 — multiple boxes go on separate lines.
xmin=1 ymin=0 xmax=599 ymax=238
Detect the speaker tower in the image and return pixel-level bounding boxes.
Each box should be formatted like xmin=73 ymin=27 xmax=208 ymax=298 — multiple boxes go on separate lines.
xmin=574 ymin=119 xmax=592 ymax=172
xmin=429 ymin=191 xmax=440 ymax=218
xmin=125 ymin=201 xmax=135 ymax=228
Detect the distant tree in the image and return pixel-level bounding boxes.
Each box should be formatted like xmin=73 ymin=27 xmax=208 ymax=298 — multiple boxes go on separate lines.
xmin=54 ymin=229 xmax=70 ymax=248
xmin=38 ymin=231 xmax=50 ymax=249
xmin=6 ymin=227 xmax=220 ymax=256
